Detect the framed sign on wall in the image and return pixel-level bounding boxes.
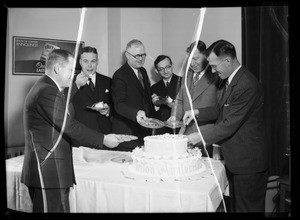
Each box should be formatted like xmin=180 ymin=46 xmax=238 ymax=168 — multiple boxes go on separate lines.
xmin=12 ymin=36 xmax=84 ymax=75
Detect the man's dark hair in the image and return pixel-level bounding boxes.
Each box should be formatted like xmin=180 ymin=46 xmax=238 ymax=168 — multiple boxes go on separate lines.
xmin=154 ymin=55 xmax=173 ymax=70
xmin=186 ymin=40 xmax=206 ymax=54
xmin=205 ymin=39 xmax=236 ymax=59
xmin=46 ymin=49 xmax=73 ymax=70
xmin=80 ymin=46 xmax=98 ymax=58
xmin=186 ymin=40 xmax=208 ymax=71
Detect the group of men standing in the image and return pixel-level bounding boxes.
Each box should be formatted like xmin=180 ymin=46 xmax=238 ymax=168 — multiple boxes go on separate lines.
xmin=21 ymin=38 xmax=269 ymax=213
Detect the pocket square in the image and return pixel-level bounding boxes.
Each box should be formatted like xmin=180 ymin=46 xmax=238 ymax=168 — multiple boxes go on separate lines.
xmin=105 ymin=89 xmax=109 ymax=93
xmin=224 ymin=103 xmax=230 ymax=107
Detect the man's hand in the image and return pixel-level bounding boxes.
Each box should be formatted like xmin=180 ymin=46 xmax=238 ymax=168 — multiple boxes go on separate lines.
xmin=166 ymin=96 xmax=175 ymax=108
xmin=167 ymin=115 xmax=177 ymax=122
xmin=98 ymin=103 xmax=110 ymax=117
xmin=136 ymin=110 xmax=147 ymax=123
xmin=151 ymin=93 xmax=160 ymax=106
xmin=75 ymin=72 xmax=89 ymax=89
xmin=103 ymin=134 xmax=137 ymax=148
xmin=183 ymin=109 xmax=199 ymax=125
xmin=187 ymin=132 xmax=202 ymax=146
xmin=167 ymin=102 xmax=175 ymax=108
xmin=212 ymin=144 xmax=222 ymax=160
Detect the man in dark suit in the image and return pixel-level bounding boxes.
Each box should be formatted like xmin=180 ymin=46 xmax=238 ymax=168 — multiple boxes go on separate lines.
xmin=183 ymin=40 xmax=269 ymax=212
xmin=71 ymin=46 xmax=112 ymax=137
xmin=21 ymin=49 xmax=135 ymax=212
xmin=151 ymin=55 xmax=182 ymax=134
xmin=112 ymin=39 xmax=155 ymax=151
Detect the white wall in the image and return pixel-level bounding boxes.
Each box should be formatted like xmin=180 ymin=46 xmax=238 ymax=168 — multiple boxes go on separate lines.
xmin=120 ymin=8 xmax=163 ymax=83
xmin=162 ymin=7 xmax=242 ymax=76
xmin=5 ymin=7 xmax=241 ymax=148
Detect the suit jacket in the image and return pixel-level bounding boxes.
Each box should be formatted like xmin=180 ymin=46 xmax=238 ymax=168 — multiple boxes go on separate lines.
xmin=72 ymin=72 xmax=112 ymax=135
xmin=196 ymin=66 xmax=269 ymax=174
xmin=111 ymin=62 xmax=155 ymax=151
xmin=21 ymin=75 xmax=104 ymax=188
xmin=171 ymin=68 xmax=218 ymax=135
xmin=151 ymin=74 xmax=182 ymax=121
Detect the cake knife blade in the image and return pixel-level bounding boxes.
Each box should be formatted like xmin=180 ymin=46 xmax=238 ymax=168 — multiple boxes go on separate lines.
xmin=178 ymin=124 xmax=186 ymax=135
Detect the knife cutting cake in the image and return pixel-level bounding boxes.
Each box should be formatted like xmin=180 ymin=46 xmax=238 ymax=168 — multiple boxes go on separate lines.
xmin=130 ymin=133 xmax=205 ymax=178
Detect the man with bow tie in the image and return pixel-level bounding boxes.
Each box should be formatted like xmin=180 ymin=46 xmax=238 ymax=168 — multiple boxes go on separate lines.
xmin=71 ymin=46 xmax=112 ymax=140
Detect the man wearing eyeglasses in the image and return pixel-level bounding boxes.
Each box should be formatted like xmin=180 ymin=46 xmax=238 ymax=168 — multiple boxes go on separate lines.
xmin=111 ymin=39 xmax=155 ymax=151
xmin=151 ymin=55 xmax=182 ymax=134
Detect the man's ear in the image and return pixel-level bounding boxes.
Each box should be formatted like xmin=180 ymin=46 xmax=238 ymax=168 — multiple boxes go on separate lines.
xmin=224 ymin=56 xmax=231 ymax=64
xmin=124 ymin=51 xmax=130 ymax=60
xmin=53 ymin=64 xmax=60 ymax=74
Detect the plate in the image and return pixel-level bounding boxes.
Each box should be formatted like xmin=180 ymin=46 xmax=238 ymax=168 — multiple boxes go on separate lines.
xmin=116 ymin=134 xmax=138 ymax=142
xmin=138 ymin=118 xmax=165 ymax=129
xmin=164 ymin=120 xmax=183 ymax=129
xmin=86 ymin=102 xmax=107 ymax=111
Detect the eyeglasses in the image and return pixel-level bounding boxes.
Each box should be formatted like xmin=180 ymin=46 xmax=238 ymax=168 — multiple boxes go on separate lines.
xmin=157 ymin=65 xmax=172 ymax=73
xmin=210 ymin=60 xmax=224 ymax=70
xmin=126 ymin=51 xmax=147 ymax=60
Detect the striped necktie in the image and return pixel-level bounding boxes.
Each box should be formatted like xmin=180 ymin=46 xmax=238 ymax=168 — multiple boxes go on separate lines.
xmin=193 ymin=72 xmax=200 ymax=84
xmin=137 ymin=69 xmax=144 ymax=89
xmin=225 ymin=79 xmax=229 ymax=90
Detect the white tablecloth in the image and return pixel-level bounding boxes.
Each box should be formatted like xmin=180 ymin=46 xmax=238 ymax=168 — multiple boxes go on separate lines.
xmin=6 ymin=147 xmax=228 ymax=213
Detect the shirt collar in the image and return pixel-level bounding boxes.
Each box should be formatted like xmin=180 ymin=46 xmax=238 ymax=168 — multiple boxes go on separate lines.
xmin=46 ymin=74 xmax=62 ymax=92
xmin=163 ymin=74 xmax=173 ymax=86
xmin=128 ymin=64 xmax=140 ymax=78
xmin=193 ymin=69 xmax=205 ymax=78
xmin=227 ymin=65 xmax=242 ymax=85
xmin=84 ymin=72 xmax=96 ymax=85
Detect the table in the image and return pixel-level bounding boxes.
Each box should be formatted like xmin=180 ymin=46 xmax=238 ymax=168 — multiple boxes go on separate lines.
xmin=6 ymin=147 xmax=228 ymax=213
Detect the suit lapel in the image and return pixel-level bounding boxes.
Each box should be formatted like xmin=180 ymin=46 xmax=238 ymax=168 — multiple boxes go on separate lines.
xmin=169 ymin=74 xmax=181 ymax=97
xmin=83 ymin=84 xmax=96 ymax=102
xmin=94 ymin=74 xmax=103 ymax=101
xmin=192 ymin=75 xmax=210 ymax=101
xmin=126 ymin=64 xmax=147 ymax=98
xmin=219 ymin=67 xmax=244 ymax=107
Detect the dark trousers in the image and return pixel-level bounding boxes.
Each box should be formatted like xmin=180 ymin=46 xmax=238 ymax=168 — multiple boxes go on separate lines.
xmin=28 ymin=187 xmax=70 ymax=213
xmin=225 ymin=167 xmax=268 ymax=212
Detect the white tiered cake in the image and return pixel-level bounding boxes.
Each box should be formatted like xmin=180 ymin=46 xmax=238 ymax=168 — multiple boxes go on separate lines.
xmin=131 ymin=134 xmax=205 ymax=178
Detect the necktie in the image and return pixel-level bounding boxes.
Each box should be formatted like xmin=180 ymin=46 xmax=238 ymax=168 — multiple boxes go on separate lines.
xmin=89 ymin=78 xmax=95 ymax=92
xmin=225 ymin=79 xmax=229 ymax=90
xmin=218 ymin=79 xmax=228 ymax=103
xmin=166 ymin=81 xmax=170 ymax=88
xmin=137 ymin=69 xmax=144 ymax=89
xmin=193 ymin=72 xmax=200 ymax=84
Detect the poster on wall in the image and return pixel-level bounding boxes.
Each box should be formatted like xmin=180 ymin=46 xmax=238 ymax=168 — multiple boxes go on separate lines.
xmin=13 ymin=36 xmax=84 ymax=75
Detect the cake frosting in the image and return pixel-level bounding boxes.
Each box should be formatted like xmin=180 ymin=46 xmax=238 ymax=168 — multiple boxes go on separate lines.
xmin=130 ymin=134 xmax=205 ymax=178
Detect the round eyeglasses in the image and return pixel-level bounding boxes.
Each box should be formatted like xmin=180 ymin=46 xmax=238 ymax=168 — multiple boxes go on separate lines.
xmin=126 ymin=51 xmax=147 ymax=60
xmin=157 ymin=65 xmax=172 ymax=73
